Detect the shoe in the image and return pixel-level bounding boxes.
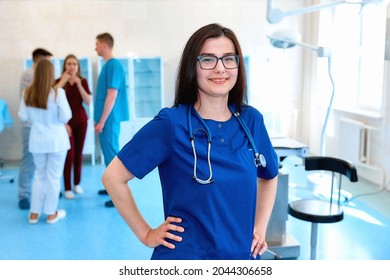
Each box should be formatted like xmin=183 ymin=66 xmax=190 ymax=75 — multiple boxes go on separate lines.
xmin=104 ymin=200 xmax=115 ymax=208
xmin=19 ymin=198 xmax=30 ymax=210
xmin=98 ymin=189 xmax=108 ymax=195
xmin=47 ymin=209 xmax=66 ymax=224
xmin=64 ymin=190 xmax=75 ymax=199
xmin=74 ymin=185 xmax=84 ymax=194
xmin=28 ymin=213 xmax=39 ymax=224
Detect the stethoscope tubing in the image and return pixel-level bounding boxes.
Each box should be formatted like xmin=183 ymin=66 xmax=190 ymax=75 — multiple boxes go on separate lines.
xmin=228 ymin=105 xmax=266 ymax=168
xmin=188 ymin=104 xmax=266 ymax=184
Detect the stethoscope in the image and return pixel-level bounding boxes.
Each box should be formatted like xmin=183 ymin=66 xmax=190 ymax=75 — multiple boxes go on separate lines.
xmin=188 ymin=104 xmax=266 ymax=184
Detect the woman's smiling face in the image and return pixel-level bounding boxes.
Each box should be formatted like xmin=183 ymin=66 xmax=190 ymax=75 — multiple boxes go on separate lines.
xmin=196 ymin=36 xmax=238 ymax=100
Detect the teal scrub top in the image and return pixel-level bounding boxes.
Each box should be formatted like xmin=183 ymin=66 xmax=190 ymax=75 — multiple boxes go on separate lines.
xmin=94 ymin=58 xmax=129 ymax=124
xmin=117 ymin=104 xmax=278 ymax=260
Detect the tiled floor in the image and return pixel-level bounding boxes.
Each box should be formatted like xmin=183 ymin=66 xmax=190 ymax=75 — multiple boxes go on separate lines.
xmin=0 ymin=156 xmax=389 ymax=260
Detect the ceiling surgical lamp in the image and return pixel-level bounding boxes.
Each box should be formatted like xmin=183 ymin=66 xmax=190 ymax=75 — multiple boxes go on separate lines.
xmin=267 ymin=31 xmax=334 ymax=156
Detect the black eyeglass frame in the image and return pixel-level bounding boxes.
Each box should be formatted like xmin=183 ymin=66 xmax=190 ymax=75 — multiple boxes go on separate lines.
xmin=197 ymin=54 xmax=240 ymax=70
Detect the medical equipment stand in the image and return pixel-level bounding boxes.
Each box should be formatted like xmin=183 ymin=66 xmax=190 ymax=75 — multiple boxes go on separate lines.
xmin=263 ymin=172 xmax=300 ymax=259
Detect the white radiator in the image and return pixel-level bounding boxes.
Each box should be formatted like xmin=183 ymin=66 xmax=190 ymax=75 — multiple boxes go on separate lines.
xmin=338 ymin=118 xmax=384 ymax=188
xmin=338 ymin=119 xmax=369 ymax=164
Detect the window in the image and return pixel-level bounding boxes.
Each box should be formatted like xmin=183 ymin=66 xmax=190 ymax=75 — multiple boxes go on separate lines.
xmin=318 ymin=3 xmax=387 ymax=117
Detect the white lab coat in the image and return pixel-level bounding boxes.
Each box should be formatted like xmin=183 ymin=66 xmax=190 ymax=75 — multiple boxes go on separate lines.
xmin=18 ymin=87 xmax=72 ymax=215
xmin=19 ymin=87 xmax=71 ymax=153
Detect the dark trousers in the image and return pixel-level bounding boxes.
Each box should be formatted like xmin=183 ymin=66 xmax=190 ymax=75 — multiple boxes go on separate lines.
xmin=63 ymin=121 xmax=88 ymax=191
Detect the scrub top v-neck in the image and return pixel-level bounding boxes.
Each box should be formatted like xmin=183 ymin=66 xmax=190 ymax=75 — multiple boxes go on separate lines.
xmin=117 ymin=104 xmax=278 ymax=260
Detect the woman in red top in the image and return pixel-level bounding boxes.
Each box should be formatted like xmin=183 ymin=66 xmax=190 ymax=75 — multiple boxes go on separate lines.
xmin=56 ymin=54 xmax=91 ymax=199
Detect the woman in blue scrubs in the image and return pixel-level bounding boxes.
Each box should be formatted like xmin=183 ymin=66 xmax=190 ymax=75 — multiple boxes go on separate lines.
xmin=102 ymin=23 xmax=279 ymax=260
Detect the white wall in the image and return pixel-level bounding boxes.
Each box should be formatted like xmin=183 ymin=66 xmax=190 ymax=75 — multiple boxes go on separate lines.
xmin=3 ymin=0 xmax=388 ymax=189
xmin=0 ymin=0 xmax=307 ymax=161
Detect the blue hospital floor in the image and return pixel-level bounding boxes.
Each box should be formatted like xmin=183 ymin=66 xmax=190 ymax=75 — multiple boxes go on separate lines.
xmin=0 ymin=156 xmax=389 ymax=260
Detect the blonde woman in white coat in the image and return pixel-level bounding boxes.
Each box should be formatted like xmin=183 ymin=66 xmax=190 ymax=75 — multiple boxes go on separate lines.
xmin=19 ymin=59 xmax=72 ymax=224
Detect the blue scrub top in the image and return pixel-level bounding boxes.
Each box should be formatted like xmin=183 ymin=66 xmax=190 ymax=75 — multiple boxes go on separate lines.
xmin=117 ymin=104 xmax=278 ymax=260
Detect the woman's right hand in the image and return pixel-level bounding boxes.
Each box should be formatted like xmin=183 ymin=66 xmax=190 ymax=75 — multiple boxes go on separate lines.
xmin=55 ymin=72 xmax=71 ymax=89
xmin=60 ymin=72 xmax=71 ymax=83
xmin=144 ymin=216 xmax=185 ymax=249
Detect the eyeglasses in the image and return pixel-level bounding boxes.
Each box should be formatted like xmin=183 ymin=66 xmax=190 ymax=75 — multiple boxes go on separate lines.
xmin=197 ymin=55 xmax=239 ymax=70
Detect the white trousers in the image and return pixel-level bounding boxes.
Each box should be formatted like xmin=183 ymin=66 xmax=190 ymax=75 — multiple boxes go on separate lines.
xmin=30 ymin=151 xmax=67 ymax=215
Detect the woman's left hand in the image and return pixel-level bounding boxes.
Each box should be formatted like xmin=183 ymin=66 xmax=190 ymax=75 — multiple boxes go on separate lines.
xmin=71 ymin=75 xmax=81 ymax=86
xmin=251 ymin=231 xmax=268 ymax=258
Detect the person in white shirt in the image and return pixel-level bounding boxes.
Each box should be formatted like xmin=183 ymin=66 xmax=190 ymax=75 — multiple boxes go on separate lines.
xmin=19 ymin=59 xmax=72 ymax=224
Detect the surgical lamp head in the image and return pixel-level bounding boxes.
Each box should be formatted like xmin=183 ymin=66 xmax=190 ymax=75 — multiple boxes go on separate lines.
xmin=268 ymin=30 xmax=301 ymax=49
xmin=269 ymin=37 xmax=296 ymax=49
xmin=268 ymin=30 xmax=332 ymax=58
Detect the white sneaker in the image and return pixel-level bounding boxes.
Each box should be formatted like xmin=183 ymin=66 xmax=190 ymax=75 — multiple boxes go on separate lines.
xmin=64 ymin=190 xmax=75 ymax=199
xmin=74 ymin=185 xmax=84 ymax=194
xmin=47 ymin=209 xmax=66 ymax=224
xmin=28 ymin=213 xmax=39 ymax=224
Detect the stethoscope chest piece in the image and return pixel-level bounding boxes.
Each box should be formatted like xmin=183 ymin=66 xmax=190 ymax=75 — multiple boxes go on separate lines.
xmin=255 ymin=153 xmax=267 ymax=168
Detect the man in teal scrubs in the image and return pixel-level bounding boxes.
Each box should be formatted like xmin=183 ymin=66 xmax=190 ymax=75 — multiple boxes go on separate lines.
xmin=94 ymin=33 xmax=129 ymax=207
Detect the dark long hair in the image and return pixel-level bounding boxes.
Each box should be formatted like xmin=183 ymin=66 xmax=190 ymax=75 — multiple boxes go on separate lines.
xmin=174 ymin=23 xmax=247 ymax=112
